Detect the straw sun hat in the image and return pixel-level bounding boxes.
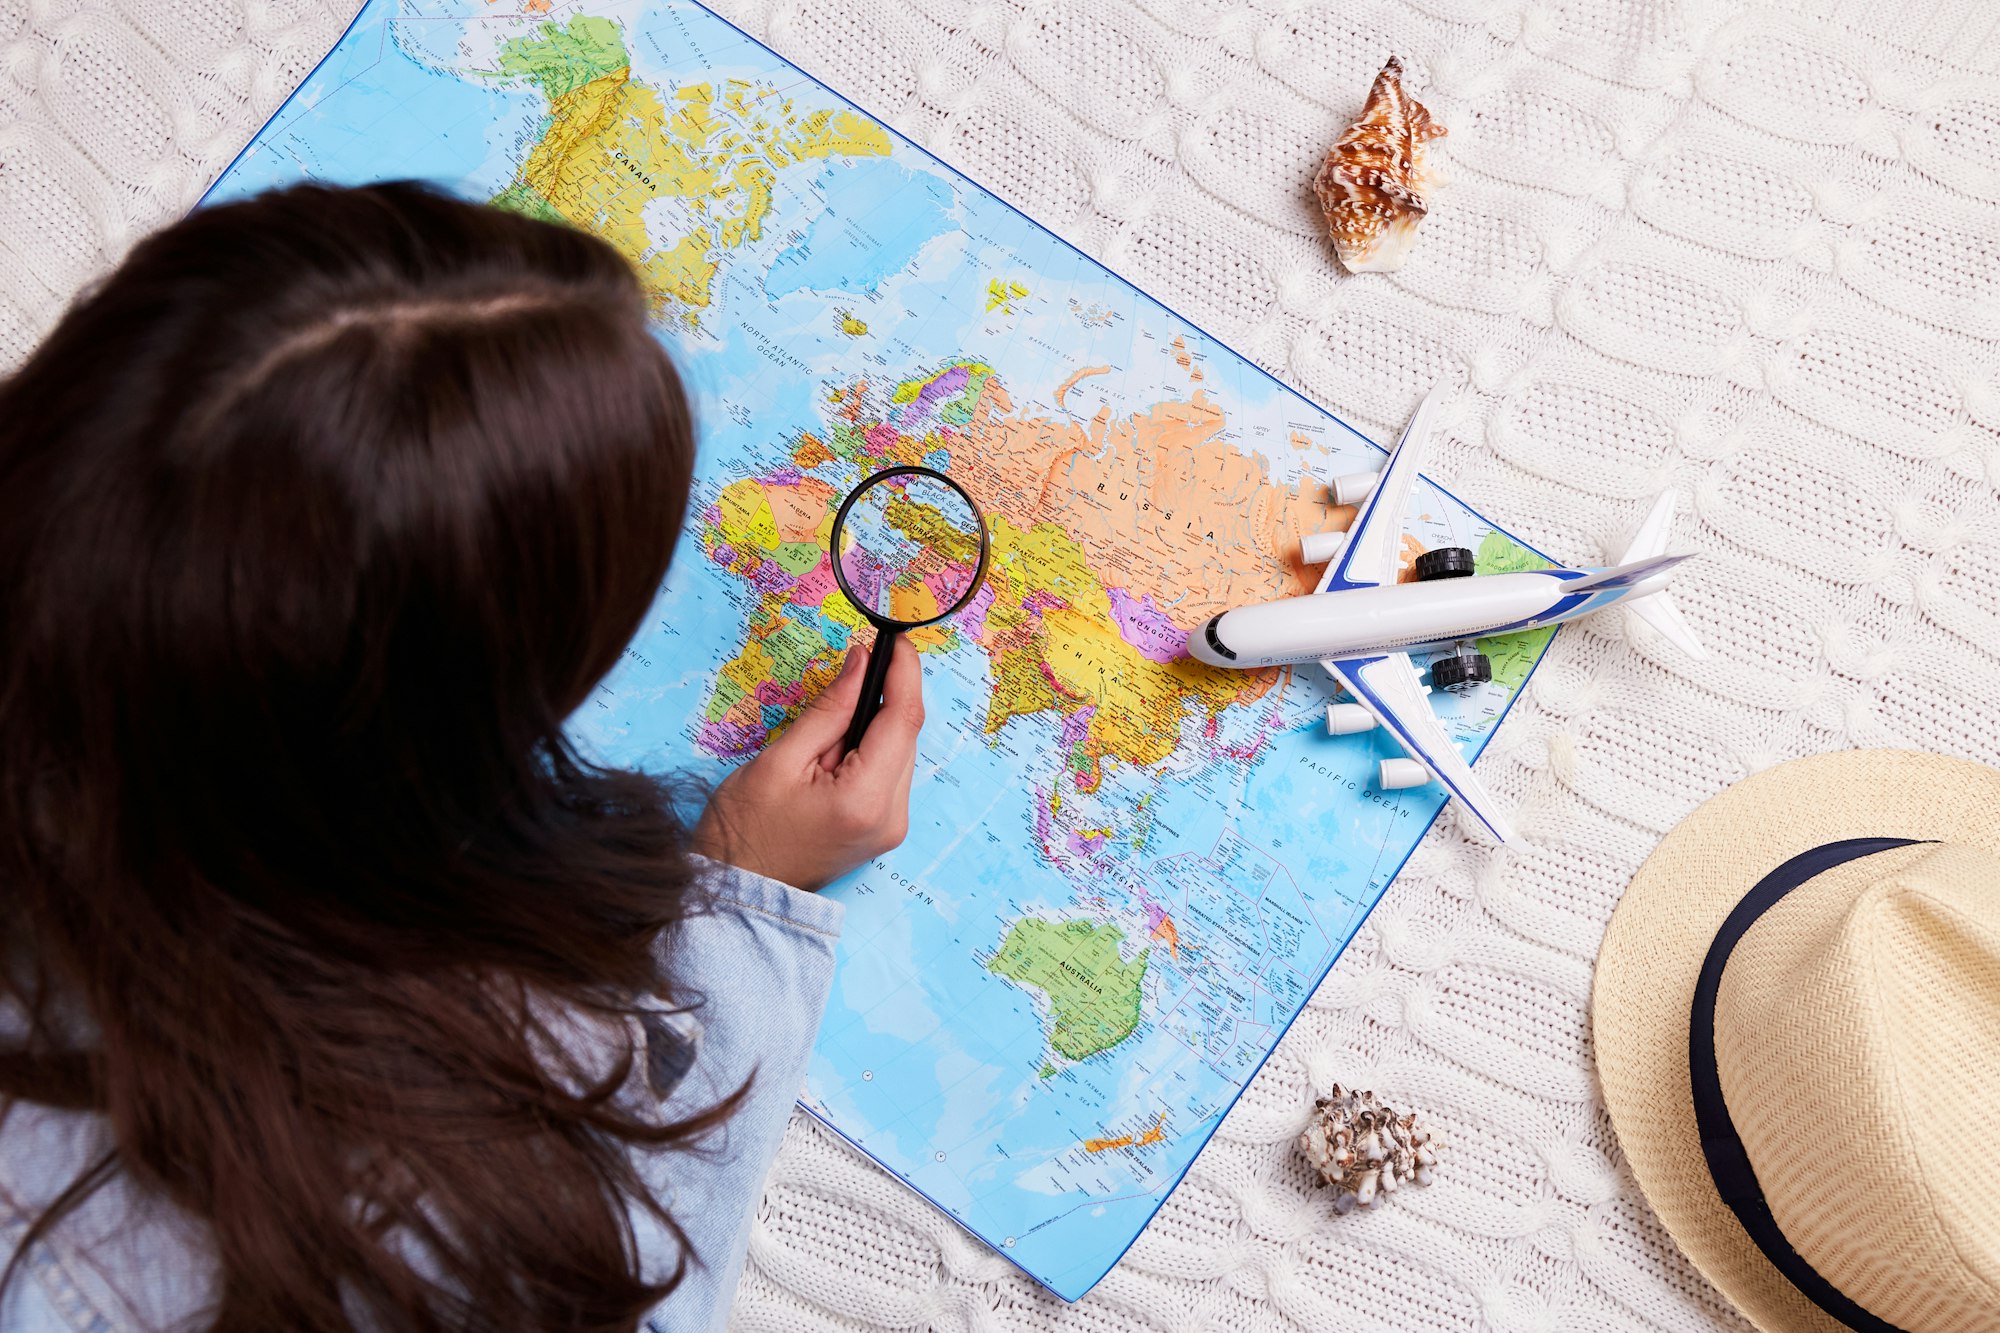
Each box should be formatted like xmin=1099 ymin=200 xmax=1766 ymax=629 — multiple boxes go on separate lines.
xmin=1593 ymin=748 xmax=2000 ymax=1333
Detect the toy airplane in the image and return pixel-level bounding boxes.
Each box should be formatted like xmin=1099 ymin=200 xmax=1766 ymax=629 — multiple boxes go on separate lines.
xmin=1186 ymin=383 xmax=1706 ymax=843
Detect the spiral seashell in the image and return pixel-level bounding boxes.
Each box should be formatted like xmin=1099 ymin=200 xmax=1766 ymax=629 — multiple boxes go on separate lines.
xmin=1311 ymin=56 xmax=1447 ymax=274
xmin=1296 ymin=1084 xmax=1436 ymax=1212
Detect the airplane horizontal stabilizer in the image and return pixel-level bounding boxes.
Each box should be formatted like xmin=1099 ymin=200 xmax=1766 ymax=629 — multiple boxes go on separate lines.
xmin=1629 ymin=589 xmax=1709 ymax=660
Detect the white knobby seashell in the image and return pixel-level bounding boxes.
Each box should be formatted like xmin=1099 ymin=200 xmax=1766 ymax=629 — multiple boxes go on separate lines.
xmin=1295 ymin=1084 xmax=1437 ymax=1213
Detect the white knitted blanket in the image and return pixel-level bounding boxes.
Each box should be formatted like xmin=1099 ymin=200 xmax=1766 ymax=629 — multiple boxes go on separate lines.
xmin=7 ymin=0 xmax=2000 ymax=1329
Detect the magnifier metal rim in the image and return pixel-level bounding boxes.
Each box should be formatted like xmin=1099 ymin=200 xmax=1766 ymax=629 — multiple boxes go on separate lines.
xmin=828 ymin=464 xmax=991 ymax=630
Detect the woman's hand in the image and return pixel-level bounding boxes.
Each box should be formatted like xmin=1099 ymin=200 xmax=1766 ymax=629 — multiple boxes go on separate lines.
xmin=692 ymin=637 xmax=924 ymax=890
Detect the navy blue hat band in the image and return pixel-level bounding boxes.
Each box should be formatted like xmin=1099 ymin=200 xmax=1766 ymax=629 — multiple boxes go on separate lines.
xmin=1687 ymin=837 xmax=1929 ymax=1333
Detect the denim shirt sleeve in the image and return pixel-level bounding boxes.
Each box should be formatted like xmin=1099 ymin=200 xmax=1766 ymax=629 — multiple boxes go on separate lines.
xmin=0 ymin=857 xmax=841 ymax=1333
xmin=631 ymin=857 xmax=843 ymax=1333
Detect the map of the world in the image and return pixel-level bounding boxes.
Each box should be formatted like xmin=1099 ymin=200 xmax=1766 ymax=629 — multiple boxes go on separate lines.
xmin=208 ymin=0 xmax=1554 ymax=1299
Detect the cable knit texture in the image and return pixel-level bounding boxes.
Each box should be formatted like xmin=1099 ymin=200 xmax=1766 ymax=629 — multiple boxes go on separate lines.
xmin=5 ymin=0 xmax=2000 ymax=1329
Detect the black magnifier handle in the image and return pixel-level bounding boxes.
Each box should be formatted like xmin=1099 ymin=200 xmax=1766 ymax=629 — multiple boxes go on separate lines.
xmin=841 ymin=624 xmax=902 ymax=756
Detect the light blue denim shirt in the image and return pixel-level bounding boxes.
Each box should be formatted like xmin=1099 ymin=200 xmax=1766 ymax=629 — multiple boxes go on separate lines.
xmin=0 ymin=859 xmax=842 ymax=1333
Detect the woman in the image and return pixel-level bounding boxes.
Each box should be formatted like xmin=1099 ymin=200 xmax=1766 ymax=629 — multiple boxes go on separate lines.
xmin=0 ymin=182 xmax=921 ymax=1332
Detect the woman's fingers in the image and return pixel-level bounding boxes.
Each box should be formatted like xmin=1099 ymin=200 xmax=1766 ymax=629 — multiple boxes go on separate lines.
xmin=852 ymin=635 xmax=923 ymax=769
xmin=829 ymin=637 xmax=922 ymax=855
xmin=690 ymin=638 xmax=925 ymax=889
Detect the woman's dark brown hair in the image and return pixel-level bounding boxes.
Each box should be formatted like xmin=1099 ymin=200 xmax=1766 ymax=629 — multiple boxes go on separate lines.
xmin=0 ymin=182 xmax=724 ymax=1331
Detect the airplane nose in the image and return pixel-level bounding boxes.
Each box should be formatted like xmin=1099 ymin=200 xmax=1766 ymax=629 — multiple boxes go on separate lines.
xmin=1199 ymin=614 xmax=1238 ymax=663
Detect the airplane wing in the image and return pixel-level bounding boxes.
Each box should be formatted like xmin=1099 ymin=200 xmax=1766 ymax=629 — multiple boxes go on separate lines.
xmin=1316 ymin=382 xmax=1449 ymax=594
xmin=1320 ymin=651 xmax=1519 ymax=844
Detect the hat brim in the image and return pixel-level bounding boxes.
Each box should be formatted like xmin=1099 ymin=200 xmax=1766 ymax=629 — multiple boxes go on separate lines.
xmin=1592 ymin=748 xmax=2000 ymax=1333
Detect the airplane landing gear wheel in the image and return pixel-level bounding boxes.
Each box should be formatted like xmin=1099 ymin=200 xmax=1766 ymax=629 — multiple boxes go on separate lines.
xmin=1414 ymin=547 xmax=1476 ymax=581
xmin=1431 ymin=648 xmax=1492 ymax=693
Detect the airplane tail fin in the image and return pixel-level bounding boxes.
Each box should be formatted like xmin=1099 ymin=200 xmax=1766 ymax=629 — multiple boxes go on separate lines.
xmin=1615 ymin=491 xmax=1709 ymax=661
xmin=1618 ymin=490 xmax=1681 ymax=565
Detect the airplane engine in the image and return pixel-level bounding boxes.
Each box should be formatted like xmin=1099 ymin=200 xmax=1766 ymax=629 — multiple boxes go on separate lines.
xmin=1326 ymin=703 xmax=1377 ymax=735
xmin=1300 ymin=530 xmax=1347 ymax=565
xmin=1377 ymin=758 xmax=1434 ymax=790
xmin=1330 ymin=472 xmax=1377 ymax=506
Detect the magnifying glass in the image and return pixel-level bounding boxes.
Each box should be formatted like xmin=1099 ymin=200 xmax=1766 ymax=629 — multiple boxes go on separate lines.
xmin=828 ymin=465 xmax=990 ymax=755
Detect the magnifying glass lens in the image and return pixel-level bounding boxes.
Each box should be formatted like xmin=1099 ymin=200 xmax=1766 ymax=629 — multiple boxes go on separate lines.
xmin=834 ymin=474 xmax=985 ymax=625
xmin=827 ymin=467 xmax=990 ymax=756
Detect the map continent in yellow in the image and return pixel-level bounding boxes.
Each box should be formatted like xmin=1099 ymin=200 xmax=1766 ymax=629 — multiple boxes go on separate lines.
xmin=487 ymin=17 xmax=890 ymax=318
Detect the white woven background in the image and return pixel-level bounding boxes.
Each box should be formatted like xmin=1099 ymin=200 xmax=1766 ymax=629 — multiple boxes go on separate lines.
xmin=8 ymin=0 xmax=2000 ymax=1329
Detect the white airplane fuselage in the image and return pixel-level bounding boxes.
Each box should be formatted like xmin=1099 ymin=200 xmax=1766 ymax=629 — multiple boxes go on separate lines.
xmin=1175 ymin=379 xmax=1704 ymax=844
xmin=1188 ymin=568 xmax=1670 ymax=670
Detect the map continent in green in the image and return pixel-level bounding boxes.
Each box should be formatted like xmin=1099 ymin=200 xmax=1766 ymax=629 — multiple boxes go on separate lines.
xmin=1474 ymin=531 xmax=1557 ymax=693
xmin=989 ymin=918 xmax=1150 ymax=1063
xmin=491 ymin=16 xmax=628 ymax=99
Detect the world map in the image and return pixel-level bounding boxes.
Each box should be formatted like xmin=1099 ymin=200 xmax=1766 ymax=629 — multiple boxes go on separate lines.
xmin=208 ymin=0 xmax=1553 ymax=1300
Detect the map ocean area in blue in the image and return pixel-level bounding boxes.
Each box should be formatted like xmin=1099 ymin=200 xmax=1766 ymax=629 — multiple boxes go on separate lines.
xmin=763 ymin=158 xmax=955 ymax=298
xmin=206 ymin=0 xmax=1554 ymax=1300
